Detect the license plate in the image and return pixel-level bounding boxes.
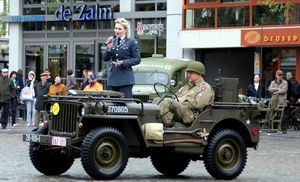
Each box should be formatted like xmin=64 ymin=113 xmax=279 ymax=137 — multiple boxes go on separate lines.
xmin=52 ymin=137 xmax=67 ymax=147
xmin=24 ymin=134 xmax=41 ymax=142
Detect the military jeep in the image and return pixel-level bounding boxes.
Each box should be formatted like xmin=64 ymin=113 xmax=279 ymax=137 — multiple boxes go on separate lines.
xmin=23 ymin=78 xmax=265 ymax=180
xmin=132 ymin=54 xmax=192 ymax=102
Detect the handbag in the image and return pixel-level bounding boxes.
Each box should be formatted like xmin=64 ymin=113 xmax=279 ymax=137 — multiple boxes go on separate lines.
xmin=16 ymin=95 xmax=21 ymax=105
xmin=21 ymin=87 xmax=33 ymax=100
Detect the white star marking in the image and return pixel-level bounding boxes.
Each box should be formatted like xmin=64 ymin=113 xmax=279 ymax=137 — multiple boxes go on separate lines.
xmin=246 ymin=119 xmax=251 ymax=125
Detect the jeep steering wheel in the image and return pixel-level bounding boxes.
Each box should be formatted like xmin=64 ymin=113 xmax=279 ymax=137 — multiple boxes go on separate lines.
xmin=154 ymin=82 xmax=179 ymax=103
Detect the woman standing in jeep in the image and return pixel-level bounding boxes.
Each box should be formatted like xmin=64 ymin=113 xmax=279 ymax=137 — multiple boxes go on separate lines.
xmin=102 ymin=18 xmax=141 ymax=98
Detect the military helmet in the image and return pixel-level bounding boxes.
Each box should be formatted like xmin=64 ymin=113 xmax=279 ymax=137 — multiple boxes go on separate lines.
xmin=186 ymin=61 xmax=205 ymax=75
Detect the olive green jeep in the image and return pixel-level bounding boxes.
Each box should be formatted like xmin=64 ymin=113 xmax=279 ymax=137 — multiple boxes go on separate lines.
xmin=22 ymin=78 xmax=271 ymax=180
xmin=132 ymin=54 xmax=193 ymax=102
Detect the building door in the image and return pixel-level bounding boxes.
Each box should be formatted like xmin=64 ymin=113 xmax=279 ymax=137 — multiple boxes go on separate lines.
xmin=24 ymin=44 xmax=45 ymax=81
xmin=74 ymin=42 xmax=95 ymax=88
xmin=46 ymin=43 xmax=69 ymax=82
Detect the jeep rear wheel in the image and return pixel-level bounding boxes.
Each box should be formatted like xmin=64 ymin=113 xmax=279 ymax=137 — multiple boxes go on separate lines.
xmin=29 ymin=127 xmax=74 ymax=175
xmin=81 ymin=127 xmax=129 ymax=180
xmin=203 ymin=129 xmax=247 ymax=180
xmin=151 ymin=154 xmax=190 ymax=176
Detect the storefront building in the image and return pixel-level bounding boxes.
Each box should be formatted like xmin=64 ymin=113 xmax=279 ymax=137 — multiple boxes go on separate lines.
xmin=180 ymin=0 xmax=300 ymax=94
xmin=2 ymin=0 xmax=174 ymax=86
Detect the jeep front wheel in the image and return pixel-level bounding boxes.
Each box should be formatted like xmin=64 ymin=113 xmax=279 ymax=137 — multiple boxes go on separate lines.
xmin=151 ymin=154 xmax=190 ymax=176
xmin=203 ymin=128 xmax=247 ymax=180
xmin=29 ymin=127 xmax=74 ymax=175
xmin=81 ymin=127 xmax=129 ymax=180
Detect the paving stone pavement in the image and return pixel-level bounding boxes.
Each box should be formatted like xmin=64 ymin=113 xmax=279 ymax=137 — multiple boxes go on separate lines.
xmin=1 ymin=119 xmax=300 ymax=181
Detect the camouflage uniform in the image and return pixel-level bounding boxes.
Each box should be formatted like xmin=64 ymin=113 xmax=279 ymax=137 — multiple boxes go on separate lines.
xmin=161 ymin=79 xmax=214 ymax=125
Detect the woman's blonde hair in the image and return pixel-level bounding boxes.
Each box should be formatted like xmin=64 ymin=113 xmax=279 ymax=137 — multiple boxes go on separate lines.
xmin=115 ymin=18 xmax=130 ymax=39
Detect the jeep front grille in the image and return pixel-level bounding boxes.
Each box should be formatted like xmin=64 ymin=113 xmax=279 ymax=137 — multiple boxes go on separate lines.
xmin=133 ymin=95 xmax=150 ymax=102
xmin=50 ymin=103 xmax=79 ymax=137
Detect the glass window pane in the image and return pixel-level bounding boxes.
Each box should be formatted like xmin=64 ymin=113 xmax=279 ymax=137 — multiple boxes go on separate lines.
xmin=24 ymin=8 xmax=45 ymax=15
xmin=25 ymin=45 xmax=44 ymax=81
xmin=280 ymin=49 xmax=296 ymax=75
xmin=98 ymin=20 xmax=114 ymax=29
xmin=290 ymin=3 xmax=300 ymax=24
xmin=157 ymin=3 xmax=167 ymax=11
xmin=24 ymin=0 xmax=46 ymax=5
xmin=135 ymin=18 xmax=166 ymax=57
xmin=48 ymin=45 xmax=67 ymax=78
xmin=185 ymin=8 xmax=215 ymax=28
xmin=47 ymin=21 xmax=70 ymax=30
xmin=75 ymin=44 xmax=95 ymax=79
xmin=73 ymin=21 xmax=96 ymax=30
xmin=136 ymin=3 xmax=155 ymax=11
xmin=48 ymin=6 xmax=70 ymax=15
xmin=218 ymin=6 xmax=249 ymax=27
xmin=253 ymin=6 xmax=285 ymax=26
xmin=23 ymin=22 xmax=46 ymax=31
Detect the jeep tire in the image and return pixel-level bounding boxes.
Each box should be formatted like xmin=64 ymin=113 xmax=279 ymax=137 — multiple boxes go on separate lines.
xmin=151 ymin=153 xmax=190 ymax=176
xmin=203 ymin=128 xmax=247 ymax=180
xmin=29 ymin=127 xmax=74 ymax=175
xmin=81 ymin=127 xmax=129 ymax=180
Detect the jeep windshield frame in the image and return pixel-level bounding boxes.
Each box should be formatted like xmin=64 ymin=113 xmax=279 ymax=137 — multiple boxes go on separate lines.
xmin=134 ymin=72 xmax=169 ymax=85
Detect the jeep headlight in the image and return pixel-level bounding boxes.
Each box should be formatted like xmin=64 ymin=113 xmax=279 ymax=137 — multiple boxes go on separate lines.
xmin=96 ymin=101 xmax=108 ymax=115
xmin=170 ymin=79 xmax=176 ymax=86
xmin=78 ymin=106 xmax=85 ymax=116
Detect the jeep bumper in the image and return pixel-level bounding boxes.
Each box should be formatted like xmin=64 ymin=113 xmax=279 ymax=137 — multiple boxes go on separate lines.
xmin=23 ymin=133 xmax=72 ymax=147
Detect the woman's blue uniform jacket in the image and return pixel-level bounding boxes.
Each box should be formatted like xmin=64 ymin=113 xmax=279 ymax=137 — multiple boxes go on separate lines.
xmin=102 ymin=37 xmax=141 ymax=87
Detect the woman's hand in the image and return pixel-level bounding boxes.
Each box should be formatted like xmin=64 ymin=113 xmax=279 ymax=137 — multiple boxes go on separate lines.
xmin=112 ymin=61 xmax=123 ymax=67
xmin=106 ymin=37 xmax=114 ymax=50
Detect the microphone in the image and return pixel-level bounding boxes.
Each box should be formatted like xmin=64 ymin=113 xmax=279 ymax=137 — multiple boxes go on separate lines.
xmin=105 ymin=35 xmax=116 ymax=45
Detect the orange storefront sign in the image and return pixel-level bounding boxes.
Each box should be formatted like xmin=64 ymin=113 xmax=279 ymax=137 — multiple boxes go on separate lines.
xmin=241 ymin=28 xmax=300 ymax=46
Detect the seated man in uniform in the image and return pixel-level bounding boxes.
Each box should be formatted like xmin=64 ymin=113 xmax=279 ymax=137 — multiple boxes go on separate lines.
xmin=160 ymin=61 xmax=214 ymax=127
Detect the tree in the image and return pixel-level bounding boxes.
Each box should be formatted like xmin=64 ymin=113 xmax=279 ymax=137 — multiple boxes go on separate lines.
xmin=0 ymin=0 xmax=9 ymax=37
xmin=258 ymin=0 xmax=294 ymax=24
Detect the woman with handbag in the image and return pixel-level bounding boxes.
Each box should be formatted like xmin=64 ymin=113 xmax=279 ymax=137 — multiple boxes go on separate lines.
xmin=23 ymin=71 xmax=38 ymax=126
xmin=10 ymin=71 xmax=21 ymax=127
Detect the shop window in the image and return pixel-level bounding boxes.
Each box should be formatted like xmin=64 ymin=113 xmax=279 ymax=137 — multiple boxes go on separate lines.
xmin=218 ymin=6 xmax=249 ymax=27
xmin=253 ymin=6 xmax=285 ymax=26
xmin=280 ymin=49 xmax=296 ymax=76
xmin=47 ymin=21 xmax=70 ymax=30
xmin=98 ymin=20 xmax=114 ymax=29
xmin=73 ymin=21 xmax=96 ymax=30
xmin=135 ymin=18 xmax=166 ymax=57
xmin=262 ymin=48 xmax=278 ymax=98
xmin=23 ymin=22 xmax=46 ymax=31
xmin=185 ymin=8 xmax=215 ymax=28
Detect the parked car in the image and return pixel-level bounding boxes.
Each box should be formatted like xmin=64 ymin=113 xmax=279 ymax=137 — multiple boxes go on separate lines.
xmin=132 ymin=54 xmax=193 ymax=102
